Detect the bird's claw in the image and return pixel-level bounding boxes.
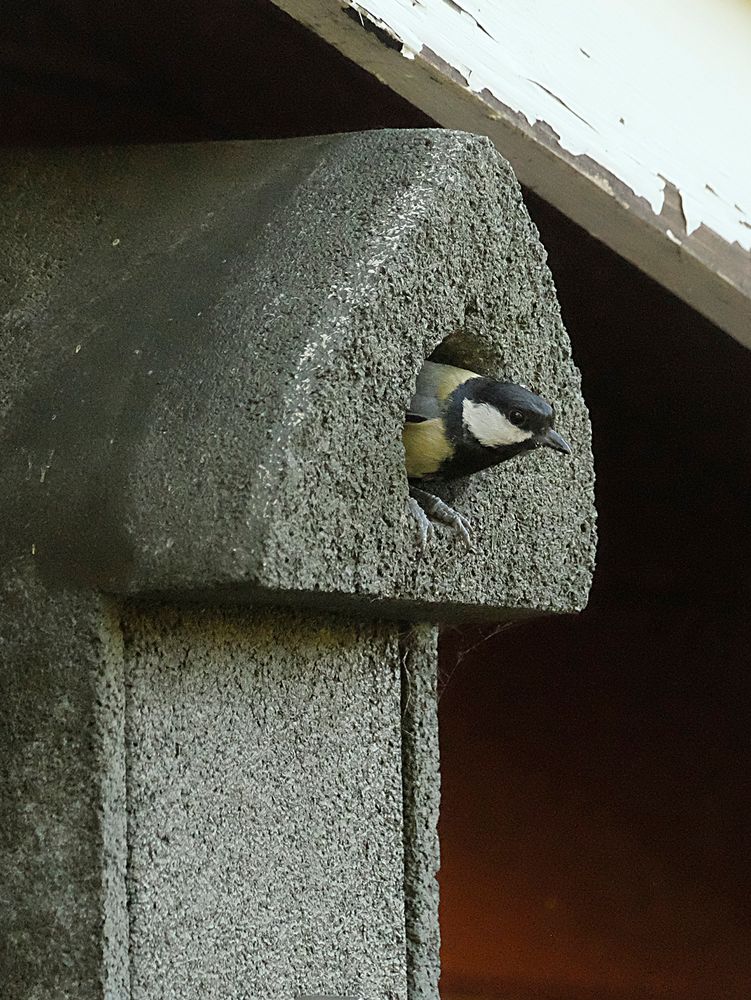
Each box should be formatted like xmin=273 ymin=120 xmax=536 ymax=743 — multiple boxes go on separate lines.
xmin=408 ymin=497 xmax=435 ymax=552
xmin=408 ymin=487 xmax=473 ymax=551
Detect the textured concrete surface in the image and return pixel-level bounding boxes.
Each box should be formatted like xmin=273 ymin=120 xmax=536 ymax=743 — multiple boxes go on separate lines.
xmin=122 ymin=605 xmax=408 ymax=1000
xmin=0 ymin=565 xmax=128 ymax=1000
xmin=0 ymin=132 xmax=595 ymax=999
xmin=399 ymin=626 xmax=441 ymax=1000
xmin=1 ymin=580 xmax=436 ymax=999
xmin=0 ymin=131 xmax=595 ymax=622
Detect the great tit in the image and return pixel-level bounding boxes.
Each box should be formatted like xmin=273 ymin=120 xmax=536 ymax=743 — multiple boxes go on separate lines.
xmin=403 ymin=360 xmax=571 ymax=548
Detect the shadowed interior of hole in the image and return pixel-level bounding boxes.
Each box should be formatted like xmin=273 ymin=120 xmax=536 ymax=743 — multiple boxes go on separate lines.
xmin=426 ymin=315 xmax=511 ymax=379
xmin=427 ymin=331 xmax=484 ymax=373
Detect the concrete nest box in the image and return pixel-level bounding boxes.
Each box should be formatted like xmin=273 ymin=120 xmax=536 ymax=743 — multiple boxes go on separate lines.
xmin=0 ymin=130 xmax=595 ymax=620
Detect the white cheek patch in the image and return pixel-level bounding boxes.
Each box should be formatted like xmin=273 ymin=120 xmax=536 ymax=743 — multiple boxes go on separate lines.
xmin=462 ymin=398 xmax=534 ymax=447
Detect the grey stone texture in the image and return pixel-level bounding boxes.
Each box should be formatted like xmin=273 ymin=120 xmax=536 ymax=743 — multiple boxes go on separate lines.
xmin=0 ymin=130 xmax=595 ymax=622
xmin=400 ymin=626 xmax=441 ymax=1000
xmin=0 ymin=574 xmax=426 ymax=1000
xmin=0 ymin=565 xmax=129 ymax=1000
xmin=1 ymin=131 xmax=595 ymax=1000
xmin=122 ymin=605 xmax=410 ymax=1000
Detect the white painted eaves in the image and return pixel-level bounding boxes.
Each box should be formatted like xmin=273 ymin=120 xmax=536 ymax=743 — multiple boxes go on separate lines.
xmin=350 ymin=0 xmax=751 ymax=253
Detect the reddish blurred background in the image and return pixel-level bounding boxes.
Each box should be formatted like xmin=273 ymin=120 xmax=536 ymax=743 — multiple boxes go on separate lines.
xmin=437 ymin=192 xmax=751 ymax=999
xmin=2 ymin=4 xmax=749 ymax=996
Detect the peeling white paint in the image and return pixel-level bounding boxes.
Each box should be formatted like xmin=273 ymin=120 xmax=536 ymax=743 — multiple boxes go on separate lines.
xmin=350 ymin=0 xmax=751 ymax=251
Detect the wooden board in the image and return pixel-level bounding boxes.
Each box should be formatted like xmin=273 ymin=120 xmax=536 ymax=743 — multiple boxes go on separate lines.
xmin=270 ymin=0 xmax=751 ymax=349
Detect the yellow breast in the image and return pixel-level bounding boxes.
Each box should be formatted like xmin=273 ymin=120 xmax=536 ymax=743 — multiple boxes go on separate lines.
xmin=402 ymin=418 xmax=454 ymax=479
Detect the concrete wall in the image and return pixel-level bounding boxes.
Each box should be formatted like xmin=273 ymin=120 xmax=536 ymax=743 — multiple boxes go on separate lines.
xmin=0 ymin=566 xmax=128 ymax=999
xmin=0 ymin=131 xmax=595 ymax=999
xmin=123 ymin=605 xmax=411 ymax=1000
xmin=0 ymin=131 xmax=595 ymax=619
xmin=0 ymin=569 xmax=435 ymax=1000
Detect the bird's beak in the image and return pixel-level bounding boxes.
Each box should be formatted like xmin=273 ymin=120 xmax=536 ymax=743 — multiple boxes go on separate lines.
xmin=539 ymin=427 xmax=572 ymax=454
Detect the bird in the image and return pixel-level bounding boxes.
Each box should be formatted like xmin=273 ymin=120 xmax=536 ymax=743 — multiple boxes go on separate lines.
xmin=403 ymin=360 xmax=571 ymax=548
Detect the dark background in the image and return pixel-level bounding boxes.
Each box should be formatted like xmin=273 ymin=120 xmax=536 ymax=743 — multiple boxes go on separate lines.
xmin=3 ymin=4 xmax=750 ymax=997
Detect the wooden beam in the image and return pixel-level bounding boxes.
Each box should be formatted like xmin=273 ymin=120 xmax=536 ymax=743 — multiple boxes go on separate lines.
xmin=270 ymin=0 xmax=751 ymax=350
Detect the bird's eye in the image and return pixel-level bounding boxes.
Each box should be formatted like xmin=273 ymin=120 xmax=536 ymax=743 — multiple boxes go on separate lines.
xmin=508 ymin=409 xmax=525 ymax=426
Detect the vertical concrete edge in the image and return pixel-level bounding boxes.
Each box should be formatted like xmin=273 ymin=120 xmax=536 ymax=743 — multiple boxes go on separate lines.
xmin=96 ymin=598 xmax=130 ymax=1000
xmin=0 ymin=570 xmax=130 ymax=999
xmin=400 ymin=625 xmax=441 ymax=1000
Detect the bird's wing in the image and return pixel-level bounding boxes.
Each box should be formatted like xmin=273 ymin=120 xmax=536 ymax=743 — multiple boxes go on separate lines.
xmin=405 ymin=392 xmax=441 ymax=422
xmin=406 ymin=361 xmax=480 ymax=422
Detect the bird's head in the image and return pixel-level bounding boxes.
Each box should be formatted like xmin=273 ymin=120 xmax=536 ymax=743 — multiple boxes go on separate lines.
xmin=460 ymin=379 xmax=571 ymax=455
